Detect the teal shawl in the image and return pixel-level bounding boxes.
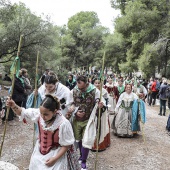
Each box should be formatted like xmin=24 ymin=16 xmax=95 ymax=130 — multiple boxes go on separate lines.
xmin=26 ymin=93 xmax=42 ymax=109
xmin=131 ymin=99 xmax=146 ymax=131
xmin=67 ymin=78 xmax=76 ymax=86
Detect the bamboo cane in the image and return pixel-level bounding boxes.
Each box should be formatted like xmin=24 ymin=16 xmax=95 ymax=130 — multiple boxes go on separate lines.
xmin=94 ymin=51 xmax=105 ymax=170
xmin=0 ymin=35 xmax=23 ymax=157
xmin=33 ymin=51 xmax=40 ymax=148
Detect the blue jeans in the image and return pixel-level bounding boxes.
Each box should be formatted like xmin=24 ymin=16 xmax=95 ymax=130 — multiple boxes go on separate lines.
xmin=159 ymin=99 xmax=167 ymax=115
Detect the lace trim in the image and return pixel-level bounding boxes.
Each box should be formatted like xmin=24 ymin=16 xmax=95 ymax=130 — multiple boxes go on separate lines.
xmin=39 ymin=113 xmax=64 ymax=132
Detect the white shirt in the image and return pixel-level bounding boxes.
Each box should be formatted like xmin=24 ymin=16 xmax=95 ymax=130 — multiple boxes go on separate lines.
xmin=38 ymin=82 xmax=73 ymax=115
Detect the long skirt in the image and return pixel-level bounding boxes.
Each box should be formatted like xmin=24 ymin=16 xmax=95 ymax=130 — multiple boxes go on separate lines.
xmin=112 ymin=108 xmax=133 ymax=137
xmin=92 ymin=111 xmax=110 ymax=151
xmin=108 ymin=95 xmax=116 ymax=113
xmin=29 ymin=142 xmax=80 ymax=170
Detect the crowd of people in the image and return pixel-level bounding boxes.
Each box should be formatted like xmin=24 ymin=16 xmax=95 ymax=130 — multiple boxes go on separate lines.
xmin=1 ymin=68 xmax=170 ymax=170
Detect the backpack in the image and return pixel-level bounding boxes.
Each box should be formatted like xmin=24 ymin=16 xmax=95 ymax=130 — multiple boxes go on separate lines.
xmin=156 ymin=81 xmax=160 ymax=91
xmin=165 ymin=86 xmax=170 ymax=98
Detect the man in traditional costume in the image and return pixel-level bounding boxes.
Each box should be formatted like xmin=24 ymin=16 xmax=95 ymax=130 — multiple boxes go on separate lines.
xmin=133 ymin=80 xmax=147 ymax=101
xmin=67 ymin=75 xmax=105 ymax=170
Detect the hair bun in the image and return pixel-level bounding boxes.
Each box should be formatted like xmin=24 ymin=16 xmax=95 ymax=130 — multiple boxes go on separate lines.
xmin=45 ymin=94 xmax=59 ymax=103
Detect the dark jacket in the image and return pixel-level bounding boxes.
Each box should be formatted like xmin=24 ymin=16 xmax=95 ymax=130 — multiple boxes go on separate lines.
xmin=3 ymin=75 xmax=11 ymax=81
xmin=0 ymin=98 xmax=2 ymax=111
xmin=159 ymin=83 xmax=168 ymax=100
xmin=66 ymin=79 xmax=76 ymax=91
xmin=12 ymin=77 xmax=26 ymax=103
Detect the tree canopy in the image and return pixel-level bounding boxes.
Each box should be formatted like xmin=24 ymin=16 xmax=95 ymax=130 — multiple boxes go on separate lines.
xmin=110 ymin=0 xmax=170 ymax=77
xmin=1 ymin=0 xmax=170 ymax=80
xmin=61 ymin=11 xmax=109 ymax=70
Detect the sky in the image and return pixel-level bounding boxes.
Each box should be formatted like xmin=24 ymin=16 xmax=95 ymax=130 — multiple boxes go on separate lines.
xmin=10 ymin=0 xmax=120 ymax=32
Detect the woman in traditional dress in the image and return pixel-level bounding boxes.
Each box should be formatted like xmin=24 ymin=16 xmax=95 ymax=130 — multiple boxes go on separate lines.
xmin=112 ymin=84 xmax=139 ymax=137
xmin=27 ymin=71 xmax=73 ymax=116
xmin=66 ymin=74 xmax=76 ymax=91
xmin=6 ymin=95 xmax=77 ymax=170
xmin=104 ymin=78 xmax=119 ymax=114
xmin=133 ymin=80 xmax=147 ymax=102
xmin=92 ymin=78 xmax=110 ymax=151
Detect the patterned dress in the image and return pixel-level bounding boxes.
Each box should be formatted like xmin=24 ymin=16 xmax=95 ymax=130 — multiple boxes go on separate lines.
xmin=112 ymin=92 xmax=138 ymax=137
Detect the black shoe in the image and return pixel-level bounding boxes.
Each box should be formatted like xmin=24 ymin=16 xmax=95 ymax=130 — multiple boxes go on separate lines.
xmin=163 ymin=114 xmax=166 ymax=116
xmin=158 ymin=113 xmax=162 ymax=116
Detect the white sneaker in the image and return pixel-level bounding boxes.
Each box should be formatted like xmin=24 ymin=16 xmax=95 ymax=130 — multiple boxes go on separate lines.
xmin=78 ymin=160 xmax=82 ymax=164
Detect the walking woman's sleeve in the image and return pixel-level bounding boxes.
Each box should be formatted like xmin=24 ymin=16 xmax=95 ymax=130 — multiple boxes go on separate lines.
xmin=59 ymin=119 xmax=75 ymax=146
xmin=19 ymin=108 xmax=40 ymax=123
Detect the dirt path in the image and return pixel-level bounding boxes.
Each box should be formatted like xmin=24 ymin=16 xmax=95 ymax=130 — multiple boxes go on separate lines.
xmin=88 ymin=105 xmax=170 ymax=170
xmin=0 ymin=89 xmax=170 ymax=170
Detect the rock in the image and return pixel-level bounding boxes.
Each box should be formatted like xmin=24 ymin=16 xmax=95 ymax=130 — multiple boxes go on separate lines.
xmin=0 ymin=161 xmax=19 ymax=170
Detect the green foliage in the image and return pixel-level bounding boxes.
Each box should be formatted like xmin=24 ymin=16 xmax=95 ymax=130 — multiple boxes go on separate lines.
xmin=110 ymin=0 xmax=170 ymax=77
xmin=0 ymin=1 xmax=62 ymax=82
xmin=138 ymin=43 xmax=158 ymax=77
xmin=0 ymin=2 xmax=55 ymax=62
xmin=104 ymin=31 xmax=127 ymax=73
xmin=62 ymin=11 xmax=109 ymax=70
xmin=110 ymin=0 xmax=128 ymax=15
xmin=57 ymin=68 xmax=69 ymax=84
xmin=68 ymin=11 xmax=100 ymax=34
xmin=1 ymin=0 xmax=169 ymax=81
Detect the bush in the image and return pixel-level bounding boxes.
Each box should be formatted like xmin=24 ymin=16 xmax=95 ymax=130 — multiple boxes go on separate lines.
xmin=57 ymin=69 xmax=69 ymax=84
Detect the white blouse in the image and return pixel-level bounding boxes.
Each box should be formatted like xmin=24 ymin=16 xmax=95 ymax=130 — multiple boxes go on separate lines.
xmin=38 ymin=82 xmax=73 ymax=116
xmin=115 ymin=92 xmax=138 ymax=113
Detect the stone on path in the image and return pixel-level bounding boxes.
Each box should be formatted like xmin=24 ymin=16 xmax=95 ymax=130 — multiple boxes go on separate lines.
xmin=0 ymin=161 xmax=19 ymax=170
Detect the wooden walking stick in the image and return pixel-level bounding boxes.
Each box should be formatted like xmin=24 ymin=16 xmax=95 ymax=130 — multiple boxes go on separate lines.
xmin=0 ymin=35 xmax=23 ymax=157
xmin=33 ymin=51 xmax=40 ymax=148
xmin=94 ymin=51 xmax=105 ymax=170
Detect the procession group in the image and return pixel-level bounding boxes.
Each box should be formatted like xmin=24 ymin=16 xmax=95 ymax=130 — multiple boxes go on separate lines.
xmin=3 ymin=68 xmax=164 ymax=170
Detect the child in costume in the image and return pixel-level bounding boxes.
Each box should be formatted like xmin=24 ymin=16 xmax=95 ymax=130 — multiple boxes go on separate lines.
xmin=6 ymin=94 xmax=75 ymax=170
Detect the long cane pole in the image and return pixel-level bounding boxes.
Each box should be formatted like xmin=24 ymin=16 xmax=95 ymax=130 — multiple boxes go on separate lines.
xmin=94 ymin=51 xmax=105 ymax=170
xmin=33 ymin=51 xmax=40 ymax=148
xmin=0 ymin=35 xmax=23 ymax=157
